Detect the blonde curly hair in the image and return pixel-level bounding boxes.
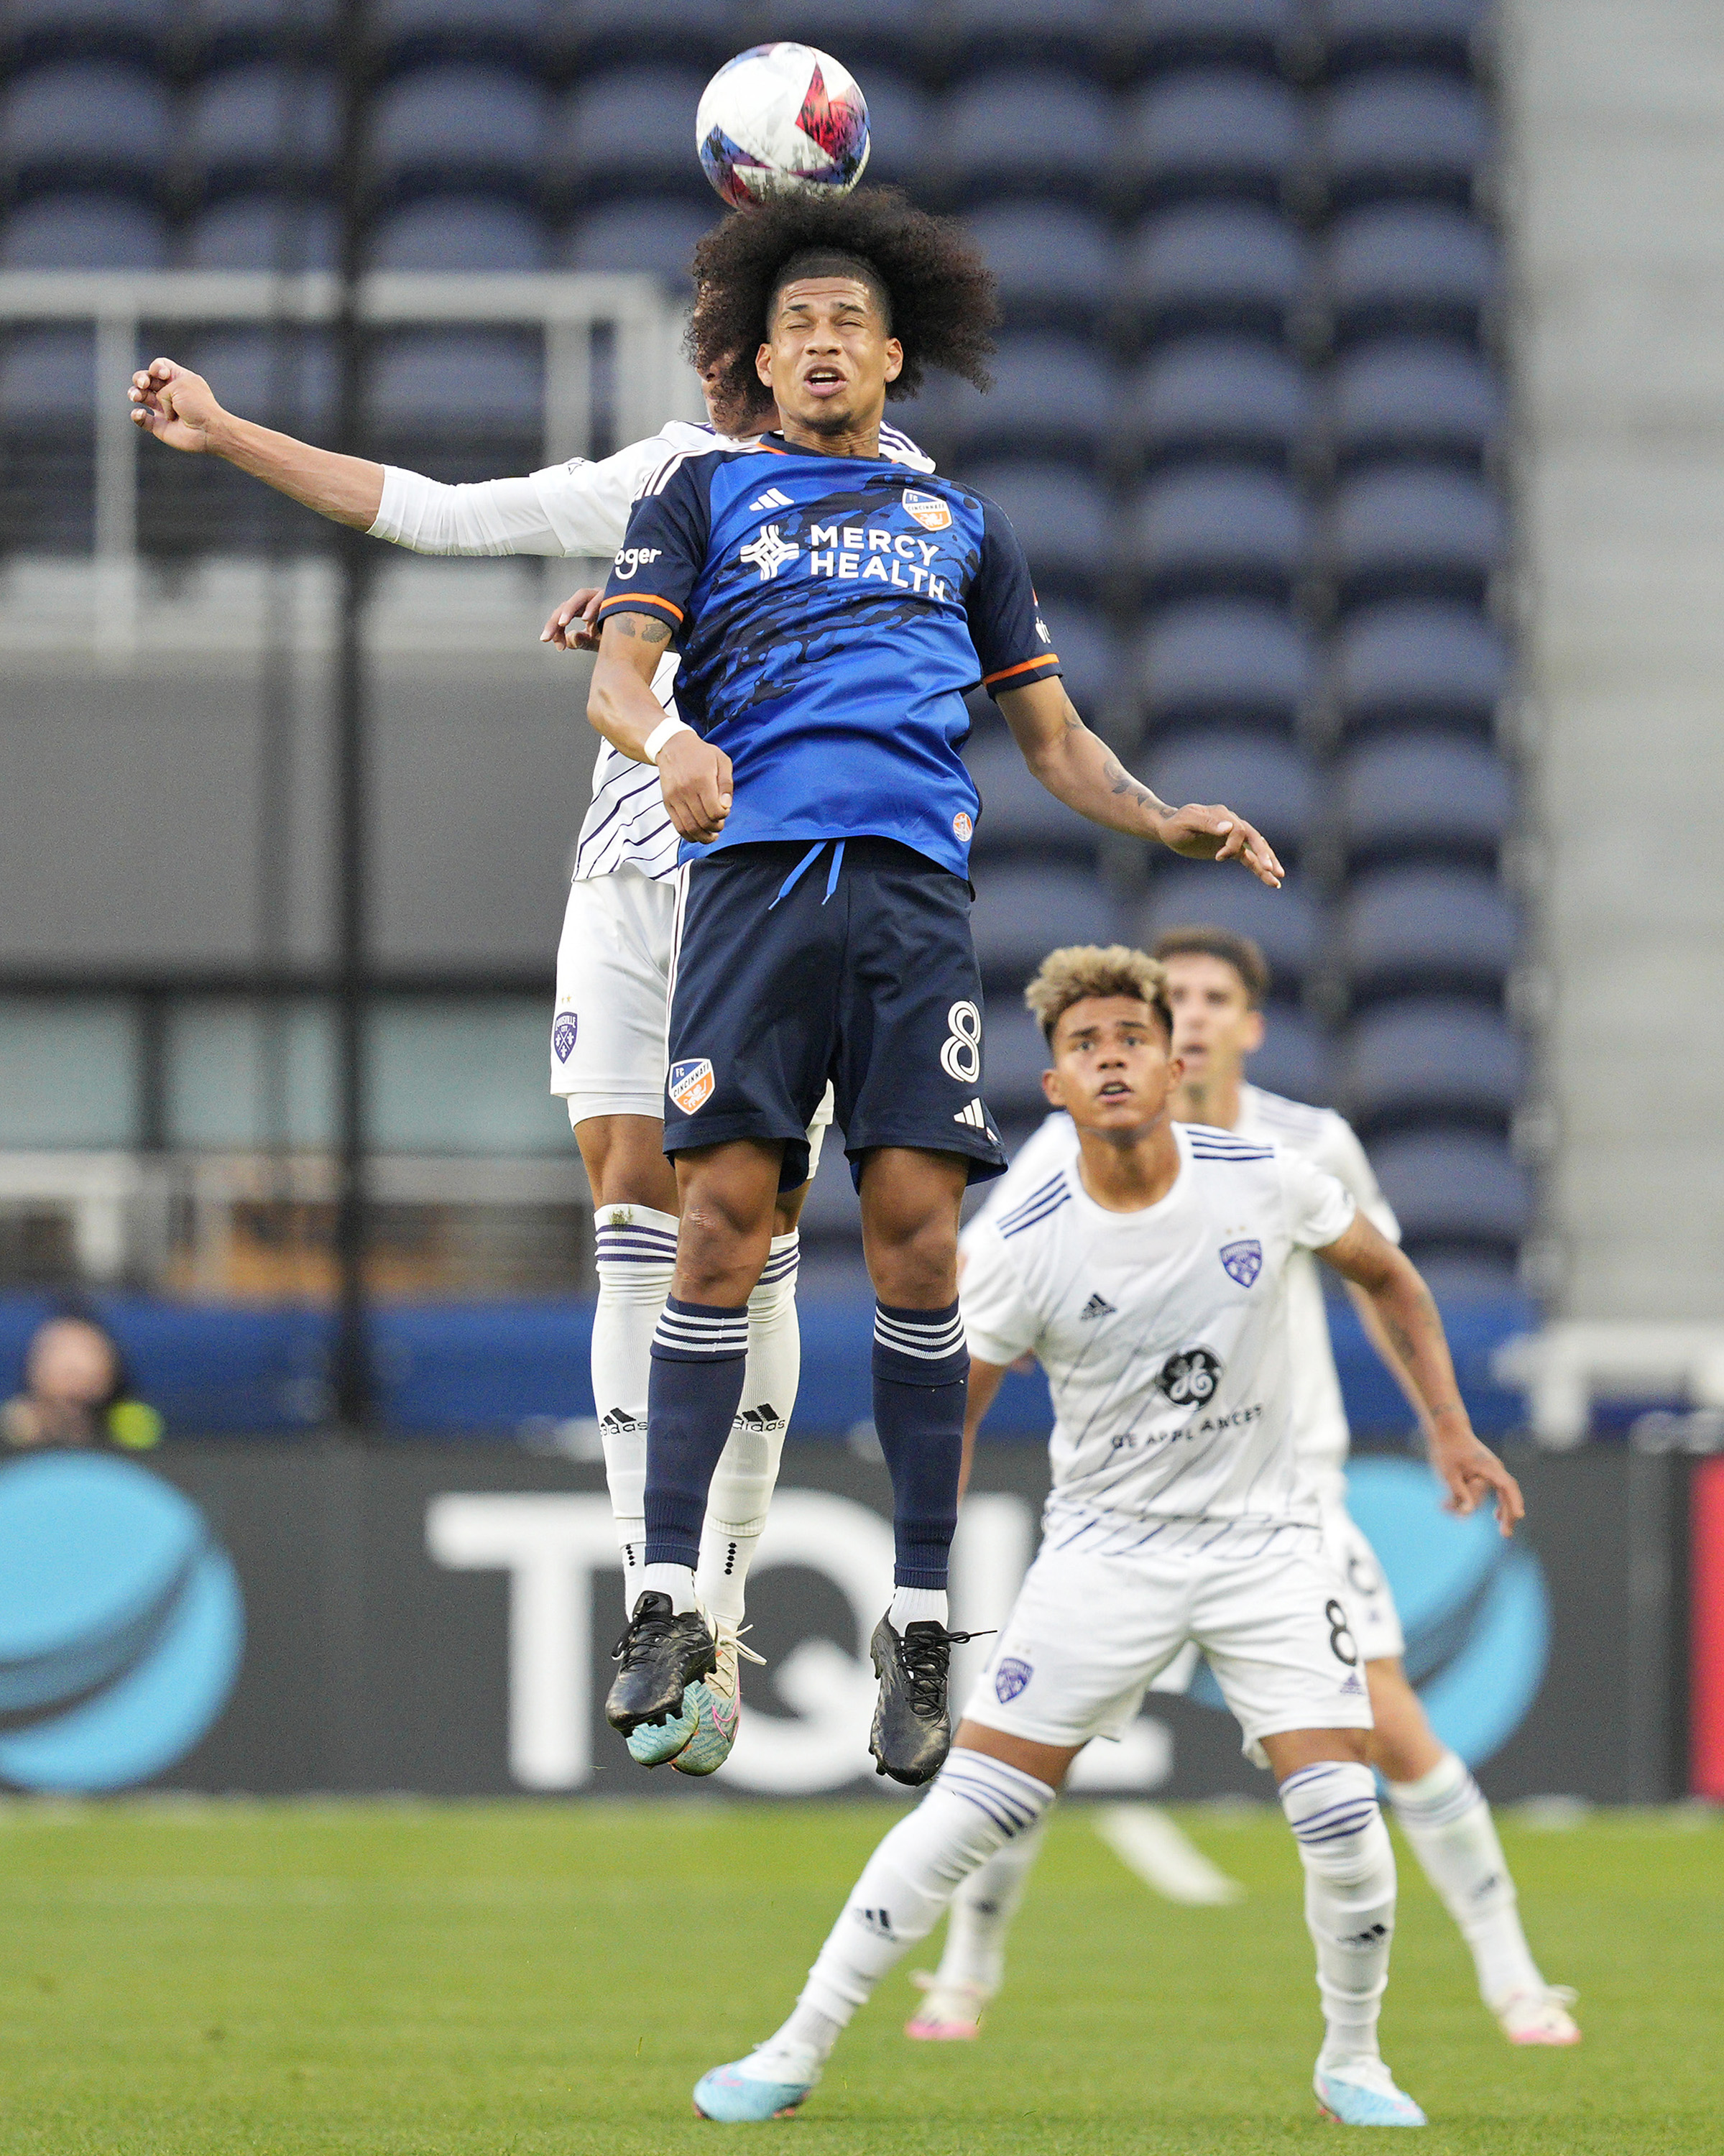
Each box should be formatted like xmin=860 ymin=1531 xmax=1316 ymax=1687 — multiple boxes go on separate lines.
xmin=1023 ymin=945 xmax=1174 ymax=1047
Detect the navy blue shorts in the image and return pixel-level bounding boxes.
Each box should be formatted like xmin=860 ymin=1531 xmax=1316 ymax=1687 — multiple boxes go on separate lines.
xmin=664 ymin=837 xmax=1008 ymax=1192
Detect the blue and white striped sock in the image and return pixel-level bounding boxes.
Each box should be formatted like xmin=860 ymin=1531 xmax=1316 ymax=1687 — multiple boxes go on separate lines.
xmin=642 ymin=1296 xmax=750 ymax=1577
xmin=1388 ymin=1749 xmax=1541 ymax=2003
xmin=871 ymin=1298 xmax=968 ymax=1593
xmin=1280 ymin=1761 xmax=1396 ymax=2067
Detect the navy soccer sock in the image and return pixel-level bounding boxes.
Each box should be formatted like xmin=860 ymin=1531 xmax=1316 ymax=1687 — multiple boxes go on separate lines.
xmin=642 ymin=1297 xmax=750 ymax=1574
xmin=871 ymin=1299 xmax=968 ymax=1590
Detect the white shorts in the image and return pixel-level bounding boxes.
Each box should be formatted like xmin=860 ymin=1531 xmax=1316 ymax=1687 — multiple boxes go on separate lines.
xmin=550 ymin=867 xmax=833 ymax=1176
xmin=965 ymin=1529 xmax=1373 ymax=1765
xmin=1324 ymin=1502 xmax=1406 ymax=1664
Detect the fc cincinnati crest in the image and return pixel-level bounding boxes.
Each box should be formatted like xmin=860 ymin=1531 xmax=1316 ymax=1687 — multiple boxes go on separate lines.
xmin=668 ymin=1058 xmax=714 ymax=1114
xmin=1220 ymin=1239 xmax=1263 ymax=1288
xmin=995 ymin=1657 xmax=1033 ymax=1703
xmin=901 ymin=487 xmax=951 ymax=533
xmin=552 ymin=1013 xmax=577 ymax=1063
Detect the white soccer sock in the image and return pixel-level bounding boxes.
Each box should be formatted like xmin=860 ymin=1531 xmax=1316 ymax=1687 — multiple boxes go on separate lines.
xmin=591 ymin=1202 xmax=678 ymax=1613
xmin=753 ymin=1750 xmax=1056 ymax=2069
xmin=637 ymin=1562 xmax=698 ymax=1616
xmin=696 ymin=1232 xmax=799 ymax=1629
xmin=1280 ymin=1761 xmax=1398 ymax=2068
xmin=1387 ymin=1750 xmax=1542 ymax=2004
xmin=931 ymin=1810 xmax=1051 ymax=1996
xmin=890 ymin=1586 xmax=949 ymax=1630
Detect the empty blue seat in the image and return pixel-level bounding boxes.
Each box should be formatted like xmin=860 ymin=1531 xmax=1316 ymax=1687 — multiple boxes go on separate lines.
xmin=1 ymin=62 xmax=170 ymax=195
xmin=367 ymin=330 xmax=543 ymax=431
xmin=182 ymin=193 xmax=336 ymax=270
xmin=1330 ymin=466 xmax=1503 ymax=603
xmin=982 ymin=999 xmax=1056 ymax=1120
xmin=574 ymin=0 xmax=754 ymax=68
xmin=1340 ymin=998 xmax=1519 ymax=1128
xmin=1138 ymin=731 xmax=1317 ymax=855
xmin=1342 ymin=865 xmax=1516 ymax=996
xmin=371 ymin=0 xmax=551 ymax=68
xmin=1137 ymin=865 xmax=1319 ymax=985
xmin=177 ymin=328 xmax=337 ymax=432
xmin=1320 ymin=0 xmax=1490 ymax=80
xmin=1133 ymin=464 xmax=1312 ymax=598
xmin=1332 ymin=600 xmax=1507 ymax=734
xmin=1137 ymin=598 xmax=1315 ymax=730
xmin=944 ymin=70 xmax=1116 ymax=204
xmin=186 ymin=64 xmax=338 ymax=196
xmin=2 ymin=190 xmax=167 ymax=266
xmin=967 ymin=205 xmax=1117 ymax=329
xmin=1245 ymin=1001 xmax=1328 ymax=1105
xmin=754 ymin=0 xmax=941 ymax=70
xmin=0 ymin=325 xmax=95 ymax=418
xmin=1125 ymin=69 xmax=1308 ymax=204
xmin=1329 ymin=338 xmax=1502 ymax=466
xmin=938 ymin=336 xmax=1115 ymax=465
xmin=562 ymin=198 xmax=719 ymax=286
xmin=557 ymin=66 xmax=710 ymax=205
xmin=961 ymin=463 xmax=1115 ymax=592
xmin=369 ymin=66 xmax=550 ymax=202
xmin=195 ymin=0 xmax=339 ymax=61
xmin=1325 ymin=205 xmax=1498 ymax=344
xmin=951 ymin=0 xmax=1116 ymax=70
xmin=1120 ymin=0 xmax=1306 ymax=72
xmin=1125 ymin=204 xmax=1310 ymax=341
xmin=1035 ymin=599 xmax=1123 ymax=718
xmin=2 ymin=0 xmax=154 ymax=63
xmin=1319 ymin=69 xmax=1492 ymax=208
xmin=965 ymin=730 xmax=1102 ymax=865
xmin=370 ymin=198 xmax=548 ymax=272
xmin=1340 ymin=734 xmax=1512 ymax=863
xmin=1369 ymin=1130 xmax=1529 ymax=1250
xmin=1133 ymin=336 xmax=1311 ymax=465
xmin=844 ymin=69 xmax=934 ymax=191
xmin=972 ymin=866 xmax=1115 ymax=985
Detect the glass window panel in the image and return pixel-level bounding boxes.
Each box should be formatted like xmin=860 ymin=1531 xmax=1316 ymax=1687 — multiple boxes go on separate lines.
xmin=0 ymin=998 xmax=137 ymax=1147
xmin=166 ymin=999 xmax=335 ymax=1149
xmin=367 ymin=998 xmax=566 ymax=1155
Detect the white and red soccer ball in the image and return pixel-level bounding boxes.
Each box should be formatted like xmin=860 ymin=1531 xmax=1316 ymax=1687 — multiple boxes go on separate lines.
xmin=697 ymin=44 xmax=870 ymax=209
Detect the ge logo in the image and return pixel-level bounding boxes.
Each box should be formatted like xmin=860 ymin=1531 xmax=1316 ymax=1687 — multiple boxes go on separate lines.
xmin=1157 ymin=1345 xmax=1222 ymax=1406
xmin=939 ymin=1000 xmax=982 ymax=1084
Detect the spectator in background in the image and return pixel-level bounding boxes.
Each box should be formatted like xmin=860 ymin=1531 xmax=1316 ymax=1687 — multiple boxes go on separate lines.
xmin=2 ymin=1309 xmax=162 ymax=1453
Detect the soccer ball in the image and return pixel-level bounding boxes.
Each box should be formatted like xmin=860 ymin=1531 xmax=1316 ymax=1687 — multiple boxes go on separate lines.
xmin=696 ymin=43 xmax=870 ymax=209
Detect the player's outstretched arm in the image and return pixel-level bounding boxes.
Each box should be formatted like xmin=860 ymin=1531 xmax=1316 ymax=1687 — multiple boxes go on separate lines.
xmin=1318 ymin=1212 xmax=1525 ymax=1536
xmin=995 ymin=678 xmax=1283 ymax=889
xmin=958 ymin=1358 xmax=1008 ymax=1502
xmin=588 ymin=613 xmax=732 ymax=842
xmin=129 ymin=357 xmax=385 ymax=529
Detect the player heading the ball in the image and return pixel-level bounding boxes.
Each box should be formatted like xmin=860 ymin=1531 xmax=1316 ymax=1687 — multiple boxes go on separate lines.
xmin=588 ymin=185 xmax=1284 ymax=1788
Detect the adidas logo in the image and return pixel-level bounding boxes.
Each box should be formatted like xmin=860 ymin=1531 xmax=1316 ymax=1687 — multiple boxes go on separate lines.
xmin=854 ymin=1906 xmax=896 ymax=1939
xmin=733 ymin=1403 xmax=785 ymax=1433
xmin=953 ymin=1097 xmax=990 ymax=1130
xmin=1339 ymin=1922 xmax=1390 ymax=1950
xmin=1079 ymin=1292 xmax=1115 ymax=1321
xmin=601 ymin=1407 xmax=644 ymax=1434
xmin=749 ymin=485 xmax=793 ymax=513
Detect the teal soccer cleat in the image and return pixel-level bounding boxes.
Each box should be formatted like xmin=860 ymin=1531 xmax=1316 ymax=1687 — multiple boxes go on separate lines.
xmin=691 ymin=2046 xmax=820 ymax=2123
xmin=1314 ymin=2060 xmax=1428 ymax=2127
xmin=624 ymin=1689 xmax=698 ymax=1768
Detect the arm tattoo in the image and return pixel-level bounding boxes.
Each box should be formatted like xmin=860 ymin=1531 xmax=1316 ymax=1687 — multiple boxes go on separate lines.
xmin=1100 ymin=750 xmax=1166 ymax=816
xmin=1381 ymin=1281 xmax=1440 ymax=1375
xmin=603 ymin=611 xmax=674 ymax=648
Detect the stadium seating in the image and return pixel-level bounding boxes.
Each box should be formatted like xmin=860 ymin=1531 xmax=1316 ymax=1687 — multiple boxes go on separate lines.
xmin=369 ymin=67 xmax=551 ymax=203
xmin=1328 ymin=464 xmax=1503 ymax=604
xmin=935 ymin=336 xmax=1114 ymax=466
xmin=1127 ymin=70 xmax=1309 ymax=206
xmin=2 ymin=191 xmax=168 ymax=267
xmin=1368 ymin=1129 xmax=1529 ymax=1255
xmin=944 ymin=70 xmax=1117 ymax=206
xmin=1331 ymin=599 xmax=1508 ymax=735
xmin=1319 ymin=0 xmax=1491 ymax=78
xmin=972 ymin=866 xmax=1116 ymax=987
xmin=555 ymin=68 xmax=711 ymax=206
xmin=1 ymin=62 xmax=171 ymax=198
xmin=1328 ymin=338 xmax=1503 ymax=465
xmin=1124 ymin=203 xmax=1310 ymax=342
xmin=1340 ymin=865 xmax=1518 ymax=1000
xmin=1318 ymin=70 xmax=1492 ymax=208
xmin=370 ymin=198 xmax=549 ymax=272
xmin=1137 ymin=598 xmax=1317 ymax=733
xmin=2 ymin=0 xmax=165 ymax=67
xmin=964 ymin=204 xmax=1119 ymax=330
xmin=185 ymin=64 xmax=339 ymax=199
xmin=1138 ymin=729 xmax=1318 ymax=858
xmin=965 ymin=730 xmax=1103 ymax=865
xmin=1339 ymin=734 xmax=1513 ymax=865
xmin=1131 ymin=336 xmax=1312 ymax=465
xmin=1339 ymin=997 xmax=1519 ymax=1130
xmin=1136 ymin=866 xmax=1320 ymax=987
xmin=1120 ymin=0 xmax=1308 ymax=75
xmin=561 ymin=198 xmax=718 ymax=283
xmin=957 ymin=462 xmax=1115 ymax=592
xmin=193 ymin=0 xmax=339 ymax=65
xmin=1324 ymin=203 xmax=1499 ymax=344
xmin=369 ymin=0 xmax=552 ymax=73
xmin=182 ymin=193 xmax=337 ymax=270
xmin=1132 ymin=464 xmax=1312 ymax=598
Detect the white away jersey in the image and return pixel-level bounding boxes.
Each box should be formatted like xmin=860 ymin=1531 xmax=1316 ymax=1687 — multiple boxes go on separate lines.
xmin=962 ymin=1120 xmax=1358 ymax=1547
xmin=969 ymin=1087 xmax=1396 ymax=1492
xmin=369 ymin=419 xmax=934 ymax=885
xmin=965 ymin=1087 xmax=1398 ymax=1488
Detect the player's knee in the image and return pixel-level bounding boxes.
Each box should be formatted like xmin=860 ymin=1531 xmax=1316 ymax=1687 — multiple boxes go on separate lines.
xmin=1280 ymin=1760 xmax=1392 ymax=1887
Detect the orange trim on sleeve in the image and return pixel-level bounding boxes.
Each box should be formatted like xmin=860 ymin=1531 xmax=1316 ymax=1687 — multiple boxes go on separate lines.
xmin=983 ymin=652 xmax=1061 ymax=688
xmin=596 ymin=592 xmax=685 ymax=624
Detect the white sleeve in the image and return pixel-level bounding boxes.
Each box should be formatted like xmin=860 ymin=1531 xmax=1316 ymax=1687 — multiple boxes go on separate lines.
xmin=960 ymin=1111 xmax=1077 ymax=1250
xmin=959 ymin=1222 xmax=1042 ymax=1367
xmin=1314 ymin=1114 xmax=1401 ymax=1243
xmin=1279 ymin=1151 xmax=1358 ymax=1253
xmin=367 ymin=434 xmax=679 ymax=558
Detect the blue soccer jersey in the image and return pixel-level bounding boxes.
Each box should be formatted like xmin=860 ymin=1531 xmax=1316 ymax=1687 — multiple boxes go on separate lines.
xmin=594 ymin=437 xmax=1062 ymax=876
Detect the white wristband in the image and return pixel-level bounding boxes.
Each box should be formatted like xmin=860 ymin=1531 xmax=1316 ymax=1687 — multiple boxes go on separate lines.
xmin=644 ymin=714 xmax=693 ymax=764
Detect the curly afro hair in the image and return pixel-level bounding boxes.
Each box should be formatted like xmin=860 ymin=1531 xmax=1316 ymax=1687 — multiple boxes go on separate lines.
xmin=687 ymin=186 xmax=999 ymax=411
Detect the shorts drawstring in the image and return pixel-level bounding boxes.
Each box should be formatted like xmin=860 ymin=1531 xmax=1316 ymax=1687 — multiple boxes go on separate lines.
xmin=768 ymin=839 xmax=847 ymax=909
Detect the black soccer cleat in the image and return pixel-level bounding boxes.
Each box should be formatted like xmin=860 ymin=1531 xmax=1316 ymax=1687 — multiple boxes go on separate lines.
xmin=605 ymin=1592 xmax=717 ymax=1738
xmin=868 ymin=1614 xmax=983 ymax=1788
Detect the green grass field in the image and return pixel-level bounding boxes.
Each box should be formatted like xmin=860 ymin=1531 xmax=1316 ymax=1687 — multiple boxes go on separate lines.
xmin=0 ymin=1797 xmax=1715 ymax=2155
